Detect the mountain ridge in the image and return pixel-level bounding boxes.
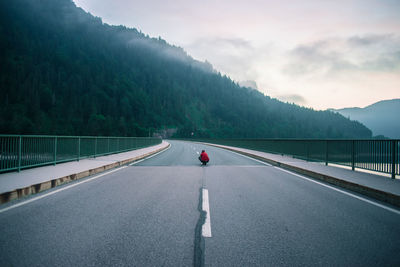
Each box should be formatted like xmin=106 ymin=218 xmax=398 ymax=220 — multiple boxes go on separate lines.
xmin=330 ymin=99 xmax=400 ymax=138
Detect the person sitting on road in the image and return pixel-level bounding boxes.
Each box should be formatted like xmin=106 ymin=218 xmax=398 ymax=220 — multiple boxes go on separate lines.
xmin=199 ymin=150 xmax=209 ymax=165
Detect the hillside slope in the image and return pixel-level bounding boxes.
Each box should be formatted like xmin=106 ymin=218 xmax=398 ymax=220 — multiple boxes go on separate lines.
xmin=0 ymin=0 xmax=372 ymax=138
xmin=331 ymin=99 xmax=400 ymax=139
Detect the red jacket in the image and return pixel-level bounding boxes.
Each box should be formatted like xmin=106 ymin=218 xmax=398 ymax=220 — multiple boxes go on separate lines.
xmin=200 ymin=152 xmax=209 ymax=162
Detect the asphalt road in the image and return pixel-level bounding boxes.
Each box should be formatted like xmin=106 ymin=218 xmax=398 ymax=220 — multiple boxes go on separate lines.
xmin=0 ymin=140 xmax=399 ymax=266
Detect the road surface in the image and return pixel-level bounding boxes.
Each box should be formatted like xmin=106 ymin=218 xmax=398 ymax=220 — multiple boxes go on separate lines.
xmin=0 ymin=140 xmax=399 ymax=266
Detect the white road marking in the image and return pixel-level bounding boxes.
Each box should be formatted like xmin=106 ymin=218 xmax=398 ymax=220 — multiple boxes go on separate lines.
xmin=228 ymin=150 xmax=272 ymax=166
xmin=0 ymin=166 xmax=128 ymax=214
xmin=129 ymin=145 xmax=171 ymax=165
xmin=275 ymin=167 xmax=400 ymax=215
xmin=202 ymin=189 xmax=212 ymax=237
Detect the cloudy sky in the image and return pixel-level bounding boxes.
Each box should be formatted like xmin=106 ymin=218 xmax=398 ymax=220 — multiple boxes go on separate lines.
xmin=73 ymin=0 xmax=400 ymax=110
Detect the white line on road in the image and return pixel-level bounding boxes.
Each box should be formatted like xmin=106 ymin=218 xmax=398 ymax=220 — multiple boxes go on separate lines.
xmin=0 ymin=166 xmax=128 ymax=214
xmin=129 ymin=145 xmax=171 ymax=165
xmin=229 ymin=150 xmax=272 ymax=166
xmin=202 ymin=189 xmax=212 ymax=237
xmin=275 ymin=167 xmax=400 ymax=215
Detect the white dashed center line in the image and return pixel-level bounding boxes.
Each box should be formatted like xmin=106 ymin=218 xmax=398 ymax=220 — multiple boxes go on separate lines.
xmin=202 ymin=189 xmax=212 ymax=237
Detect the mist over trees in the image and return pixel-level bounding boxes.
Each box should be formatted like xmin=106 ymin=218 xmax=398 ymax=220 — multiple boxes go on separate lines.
xmin=0 ymin=0 xmax=372 ymax=138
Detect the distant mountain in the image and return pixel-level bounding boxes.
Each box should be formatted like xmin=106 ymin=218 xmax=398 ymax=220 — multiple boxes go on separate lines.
xmin=0 ymin=0 xmax=372 ymax=139
xmin=330 ymin=99 xmax=400 ymax=139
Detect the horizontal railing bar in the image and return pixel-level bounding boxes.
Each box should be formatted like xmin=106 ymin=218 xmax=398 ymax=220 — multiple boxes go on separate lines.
xmin=0 ymin=134 xmax=161 ymax=139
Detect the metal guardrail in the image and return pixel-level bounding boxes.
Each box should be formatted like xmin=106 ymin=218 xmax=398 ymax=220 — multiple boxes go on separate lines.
xmin=195 ymin=139 xmax=399 ymax=178
xmin=0 ymin=135 xmax=162 ymax=173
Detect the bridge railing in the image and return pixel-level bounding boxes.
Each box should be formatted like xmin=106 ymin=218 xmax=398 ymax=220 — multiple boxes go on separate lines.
xmin=195 ymin=139 xmax=399 ymax=178
xmin=0 ymin=135 xmax=162 ymax=173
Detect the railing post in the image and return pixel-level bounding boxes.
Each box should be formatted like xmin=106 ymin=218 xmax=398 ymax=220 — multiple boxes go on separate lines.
xmin=94 ymin=137 xmax=97 ymax=158
xmin=351 ymin=140 xmax=355 ymax=171
xmin=18 ymin=136 xmax=22 ymax=172
xmin=77 ymin=137 xmax=80 ymax=161
xmin=325 ymin=140 xmax=328 ymax=166
xmin=54 ymin=136 xmax=57 ymax=166
xmin=392 ymin=140 xmax=396 ymax=179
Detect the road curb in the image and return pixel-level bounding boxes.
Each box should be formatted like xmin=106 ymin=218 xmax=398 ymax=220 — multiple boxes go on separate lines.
xmin=0 ymin=143 xmax=170 ymax=205
xmin=202 ymin=143 xmax=400 ymax=208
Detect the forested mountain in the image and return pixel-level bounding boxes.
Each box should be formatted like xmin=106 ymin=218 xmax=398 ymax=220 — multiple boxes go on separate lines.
xmin=0 ymin=0 xmax=372 ymax=138
xmin=331 ymin=99 xmax=400 ymax=139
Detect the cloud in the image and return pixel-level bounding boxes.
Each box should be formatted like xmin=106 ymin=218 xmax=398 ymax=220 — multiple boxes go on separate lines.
xmin=123 ymin=34 xmax=214 ymax=72
xmin=187 ymin=37 xmax=254 ymax=65
xmin=199 ymin=37 xmax=252 ymax=50
xmin=283 ymin=34 xmax=400 ymax=77
xmin=186 ymin=36 xmax=270 ymax=82
xmin=127 ymin=36 xmax=189 ymax=62
xmin=276 ymin=94 xmax=307 ymax=105
xmin=239 ymin=80 xmax=258 ymax=90
xmin=347 ymin=34 xmax=390 ymax=46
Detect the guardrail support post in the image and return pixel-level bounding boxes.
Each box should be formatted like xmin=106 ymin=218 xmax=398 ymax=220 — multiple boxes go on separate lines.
xmin=351 ymin=140 xmax=355 ymax=171
xmin=18 ymin=136 xmax=22 ymax=172
xmin=392 ymin=140 xmax=396 ymax=179
xmin=77 ymin=137 xmax=80 ymax=161
xmin=325 ymin=140 xmax=328 ymax=166
xmin=94 ymin=137 xmax=97 ymax=158
xmin=54 ymin=136 xmax=57 ymax=166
